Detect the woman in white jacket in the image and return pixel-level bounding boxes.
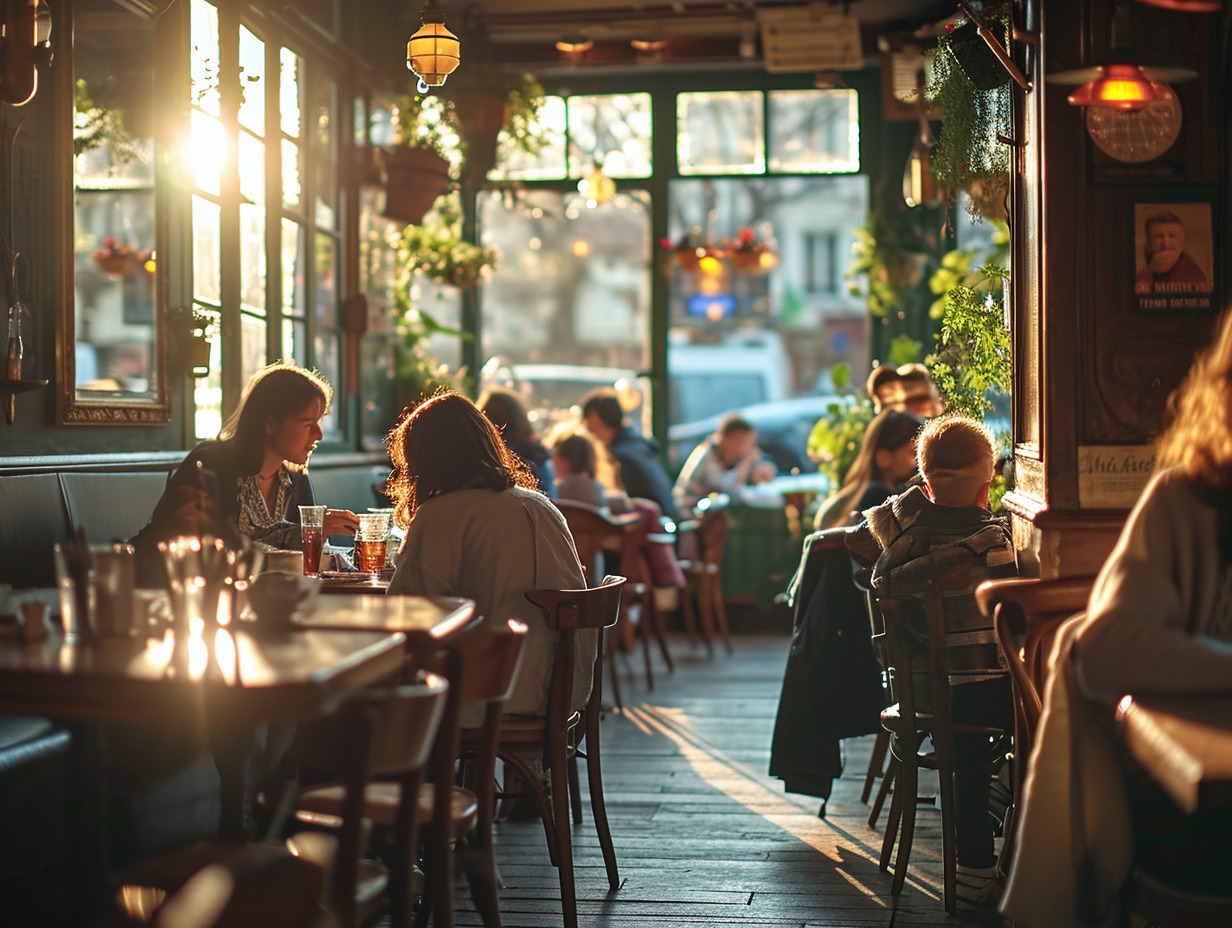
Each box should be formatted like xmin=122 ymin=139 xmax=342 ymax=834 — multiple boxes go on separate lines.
xmin=385 ymin=390 xmax=591 ymax=723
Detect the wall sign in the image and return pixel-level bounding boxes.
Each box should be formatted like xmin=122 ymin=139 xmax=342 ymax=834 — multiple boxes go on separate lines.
xmin=1077 ymin=445 xmax=1156 ymax=509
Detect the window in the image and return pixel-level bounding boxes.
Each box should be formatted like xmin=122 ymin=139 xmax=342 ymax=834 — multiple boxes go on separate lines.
xmin=189 ymin=0 xmax=342 ymax=440
xmin=803 ymin=231 xmax=840 ymax=294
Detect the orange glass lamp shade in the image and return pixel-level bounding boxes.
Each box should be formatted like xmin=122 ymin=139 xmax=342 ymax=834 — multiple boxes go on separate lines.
xmin=407 ymin=20 xmax=460 ymax=92
xmin=1067 ymin=63 xmax=1168 ymax=110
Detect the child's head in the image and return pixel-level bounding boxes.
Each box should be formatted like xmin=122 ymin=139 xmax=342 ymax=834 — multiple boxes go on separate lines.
xmin=552 ymin=431 xmax=596 ymax=478
xmin=916 ymin=415 xmax=996 ymax=508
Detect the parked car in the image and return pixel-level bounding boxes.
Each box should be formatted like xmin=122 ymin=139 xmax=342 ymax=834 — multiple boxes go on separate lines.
xmin=479 ymin=359 xmax=650 ymax=435
xmin=666 ymin=394 xmax=855 ymax=478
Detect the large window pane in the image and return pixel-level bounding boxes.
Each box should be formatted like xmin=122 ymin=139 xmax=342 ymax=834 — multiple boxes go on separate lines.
xmin=313 ymin=330 xmax=341 ymax=434
xmin=666 ymin=175 xmax=869 ymax=473
xmin=190 ymin=0 xmax=220 ymax=117
xmin=313 ymin=232 xmax=337 ymax=323
xmin=491 ymin=96 xmax=566 ymax=181
xmin=567 ymin=93 xmax=652 ymax=179
xmin=311 ymin=78 xmax=337 ymax=228
xmin=281 ymin=139 xmax=301 ymax=208
xmin=479 ymin=189 xmax=651 ymax=433
xmin=238 ymin=131 xmax=265 ymax=205
xmin=192 ymin=196 xmax=221 ymax=303
xmin=239 ymin=201 xmax=266 ymax=312
xmin=240 ymin=312 xmax=266 ymax=382
xmin=768 ymin=89 xmax=859 ymax=173
xmin=279 ymin=47 xmax=301 ymax=137
xmin=237 ymin=26 xmax=265 ymax=134
xmin=281 ymin=219 xmax=304 ymax=317
xmin=191 ymin=110 xmax=224 ymax=196
xmin=677 ymin=91 xmax=764 ymax=175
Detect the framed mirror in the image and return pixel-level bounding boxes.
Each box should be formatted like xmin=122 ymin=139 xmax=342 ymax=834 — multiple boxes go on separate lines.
xmin=57 ymin=0 xmax=170 ymax=424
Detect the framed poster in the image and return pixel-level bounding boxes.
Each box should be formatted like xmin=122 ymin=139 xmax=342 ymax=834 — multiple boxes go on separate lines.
xmin=1132 ymin=189 xmax=1218 ymax=316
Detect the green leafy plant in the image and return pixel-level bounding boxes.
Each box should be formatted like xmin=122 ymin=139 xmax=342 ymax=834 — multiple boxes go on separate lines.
xmin=924 ymin=3 xmax=1012 ymax=221
xmin=925 ymin=256 xmax=1011 ymax=422
xmin=847 ymin=211 xmax=936 ymax=318
xmin=398 ymin=191 xmax=499 ymax=289
xmin=74 ymin=79 xmax=145 ymax=164
xmin=805 ymin=363 xmax=873 ymax=492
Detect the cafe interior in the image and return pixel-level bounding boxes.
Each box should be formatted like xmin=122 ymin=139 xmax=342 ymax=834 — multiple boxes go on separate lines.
xmin=2 ymin=0 xmax=1232 ymax=925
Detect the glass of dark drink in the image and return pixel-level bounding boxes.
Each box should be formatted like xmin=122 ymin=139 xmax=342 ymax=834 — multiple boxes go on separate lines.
xmin=299 ymin=505 xmax=327 ymax=576
xmin=355 ymin=512 xmax=390 ymax=578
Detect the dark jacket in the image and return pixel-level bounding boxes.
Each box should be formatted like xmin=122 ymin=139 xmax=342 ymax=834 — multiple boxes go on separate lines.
xmin=768 ymin=528 xmax=887 ymax=800
xmin=506 ymin=433 xmax=556 ymax=499
xmin=131 ymin=440 xmax=315 ymax=586
xmin=608 ymin=428 xmax=679 ymax=522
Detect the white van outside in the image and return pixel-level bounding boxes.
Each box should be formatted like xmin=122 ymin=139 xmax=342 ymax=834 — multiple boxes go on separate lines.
xmin=667 ymin=329 xmax=792 ymax=425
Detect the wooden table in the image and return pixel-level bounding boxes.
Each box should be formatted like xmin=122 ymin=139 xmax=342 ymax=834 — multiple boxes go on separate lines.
xmin=295 ymin=593 xmax=478 ymax=648
xmin=1117 ymin=694 xmax=1232 ymax=815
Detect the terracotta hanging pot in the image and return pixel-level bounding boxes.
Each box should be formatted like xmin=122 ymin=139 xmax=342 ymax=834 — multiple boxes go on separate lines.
xmin=458 ymin=94 xmax=510 ymax=182
xmin=383 ymin=147 xmax=452 ymax=225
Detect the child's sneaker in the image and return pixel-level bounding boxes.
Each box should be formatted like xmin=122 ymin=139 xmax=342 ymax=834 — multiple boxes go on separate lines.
xmin=955 ymin=864 xmax=1001 ymax=908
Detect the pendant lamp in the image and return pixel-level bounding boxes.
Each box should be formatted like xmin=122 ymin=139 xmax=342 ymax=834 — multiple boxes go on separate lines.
xmin=407 ymin=2 xmax=460 ymax=93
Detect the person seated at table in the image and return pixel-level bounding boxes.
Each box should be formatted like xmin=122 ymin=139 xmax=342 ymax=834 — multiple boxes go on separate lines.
xmin=131 ymin=361 xmax=360 ymax=585
xmin=478 ymin=385 xmax=555 ymax=498
xmin=867 ymin=362 xmax=947 ymax=418
xmin=814 ymin=409 xmax=923 ymax=530
xmin=549 ymin=426 xmax=627 ymax=511
xmin=847 ymin=414 xmax=1018 ymax=908
xmin=385 ymin=391 xmax=592 ymax=724
xmin=671 ymin=413 xmax=777 ymax=515
xmin=581 ymin=388 xmax=679 ymax=522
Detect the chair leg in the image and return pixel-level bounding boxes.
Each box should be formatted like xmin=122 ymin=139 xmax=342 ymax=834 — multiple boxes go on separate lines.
xmin=605 ymin=628 xmax=624 ymax=712
xmin=879 ymin=762 xmax=903 ymax=872
xmin=890 ymin=749 xmax=919 ymax=898
xmin=868 ymin=754 xmax=896 ymax=830
xmin=679 ymin=582 xmax=700 ymax=649
xmin=647 ymin=593 xmax=675 ymax=673
xmin=937 ymin=760 xmax=958 ymax=915
xmin=710 ymin=572 xmax=733 ymax=655
xmin=548 ymin=735 xmax=578 ymax=928
xmin=567 ymin=753 xmax=583 ymax=825
xmin=696 ymin=576 xmax=717 ymax=658
xmin=636 ymin=593 xmax=656 ymax=691
xmin=861 ymin=730 xmax=890 ymax=803
xmin=581 ymin=712 xmax=619 ymax=892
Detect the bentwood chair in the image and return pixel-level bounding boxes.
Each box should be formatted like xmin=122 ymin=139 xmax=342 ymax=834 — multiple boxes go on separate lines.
xmin=678 ymin=505 xmax=733 ymax=656
xmin=974 ymin=575 xmax=1096 ymax=875
xmin=491 ymin=576 xmax=625 ymax=928
xmin=115 ymin=679 xmax=447 ymax=928
xmin=293 ymin=620 xmax=529 ymax=928
xmin=875 ymin=551 xmax=1009 ymax=915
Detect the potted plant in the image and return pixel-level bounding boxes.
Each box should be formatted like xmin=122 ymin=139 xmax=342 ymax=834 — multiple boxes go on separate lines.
xmin=382 ymin=94 xmax=457 ymax=225
xmin=91 ymin=236 xmax=142 ymax=280
xmin=723 ymin=227 xmax=779 ymax=275
xmin=847 ymin=211 xmax=937 ymax=319
xmin=399 ymin=191 xmax=499 ymax=290
xmin=441 ymin=68 xmax=546 ymax=182
xmin=924 ymin=4 xmax=1012 ymax=221
xmin=168 ymin=306 xmax=217 ymax=376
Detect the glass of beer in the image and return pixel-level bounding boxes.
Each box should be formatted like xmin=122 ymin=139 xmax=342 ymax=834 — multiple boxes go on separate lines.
xmin=299 ymin=505 xmax=327 ymax=576
xmin=355 ymin=512 xmax=390 ymax=578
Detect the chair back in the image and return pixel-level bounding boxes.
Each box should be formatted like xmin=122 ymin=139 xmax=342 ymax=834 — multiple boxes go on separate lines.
xmin=696 ymin=506 xmax=729 ymax=570
xmin=555 ymin=501 xmax=637 ymax=587
xmin=524 ymin=575 xmax=626 ymax=730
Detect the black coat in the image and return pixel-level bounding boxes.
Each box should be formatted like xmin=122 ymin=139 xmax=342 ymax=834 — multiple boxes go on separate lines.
xmin=768 ymin=528 xmax=888 ymax=799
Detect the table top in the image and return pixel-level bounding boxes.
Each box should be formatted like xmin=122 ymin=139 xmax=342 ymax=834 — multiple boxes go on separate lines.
xmin=294 ymin=593 xmax=477 ymax=647
xmin=0 ymin=625 xmax=407 ymax=727
xmin=1117 ymin=694 xmax=1232 ymax=814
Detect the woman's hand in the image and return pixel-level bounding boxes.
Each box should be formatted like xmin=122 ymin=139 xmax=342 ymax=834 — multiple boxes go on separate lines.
xmin=323 ymin=508 xmax=360 ymax=536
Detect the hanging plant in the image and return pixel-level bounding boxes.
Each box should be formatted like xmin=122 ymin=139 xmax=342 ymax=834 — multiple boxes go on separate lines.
xmin=398 ymin=192 xmax=499 ymax=290
xmin=924 ymin=3 xmax=1012 ymax=221
xmin=847 ymin=211 xmax=936 ymax=318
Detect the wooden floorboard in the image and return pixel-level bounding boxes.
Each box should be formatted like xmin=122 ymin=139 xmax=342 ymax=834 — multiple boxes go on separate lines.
xmin=440 ymin=634 xmax=1007 ymax=928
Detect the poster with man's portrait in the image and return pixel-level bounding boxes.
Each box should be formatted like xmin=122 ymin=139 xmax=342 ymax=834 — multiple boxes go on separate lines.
xmin=1133 ymin=191 xmax=1217 ymax=316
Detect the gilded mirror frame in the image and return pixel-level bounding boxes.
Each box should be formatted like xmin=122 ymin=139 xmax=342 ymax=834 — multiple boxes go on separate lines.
xmin=55 ymin=0 xmax=172 ymax=425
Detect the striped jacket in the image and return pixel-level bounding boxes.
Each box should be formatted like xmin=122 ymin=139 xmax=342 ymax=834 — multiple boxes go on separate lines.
xmin=849 ymin=486 xmax=1018 ymax=700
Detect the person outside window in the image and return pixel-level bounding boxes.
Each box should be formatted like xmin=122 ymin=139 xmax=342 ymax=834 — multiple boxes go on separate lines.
xmin=671 ymin=413 xmax=777 ymax=515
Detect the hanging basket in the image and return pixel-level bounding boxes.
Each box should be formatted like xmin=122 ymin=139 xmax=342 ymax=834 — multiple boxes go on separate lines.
xmin=458 ymin=94 xmax=509 ymax=182
xmin=946 ymin=20 xmax=1011 ymax=92
xmin=382 ymin=147 xmax=452 ymax=225
xmin=94 ymin=253 xmax=135 ymax=280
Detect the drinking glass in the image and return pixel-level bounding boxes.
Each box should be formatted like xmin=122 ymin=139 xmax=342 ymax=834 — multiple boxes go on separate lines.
xmin=92 ymin=543 xmax=135 ymax=637
xmin=299 ymin=505 xmax=327 ymax=576
xmin=355 ymin=512 xmax=390 ymax=577
xmin=53 ymin=542 xmax=96 ymax=642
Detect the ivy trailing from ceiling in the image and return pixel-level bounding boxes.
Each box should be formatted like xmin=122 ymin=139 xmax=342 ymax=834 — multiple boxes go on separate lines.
xmin=924 ymin=2 xmax=1012 ymax=221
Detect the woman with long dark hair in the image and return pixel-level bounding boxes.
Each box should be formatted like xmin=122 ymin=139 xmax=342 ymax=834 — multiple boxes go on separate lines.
xmin=386 ymin=391 xmax=591 ymax=720
xmin=813 ymin=409 xmax=923 ymax=530
xmin=133 ymin=361 xmax=359 ymax=582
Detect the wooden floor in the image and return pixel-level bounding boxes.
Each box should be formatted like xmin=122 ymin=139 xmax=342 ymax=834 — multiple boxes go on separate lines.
xmin=448 ymin=634 xmax=1007 ymax=928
